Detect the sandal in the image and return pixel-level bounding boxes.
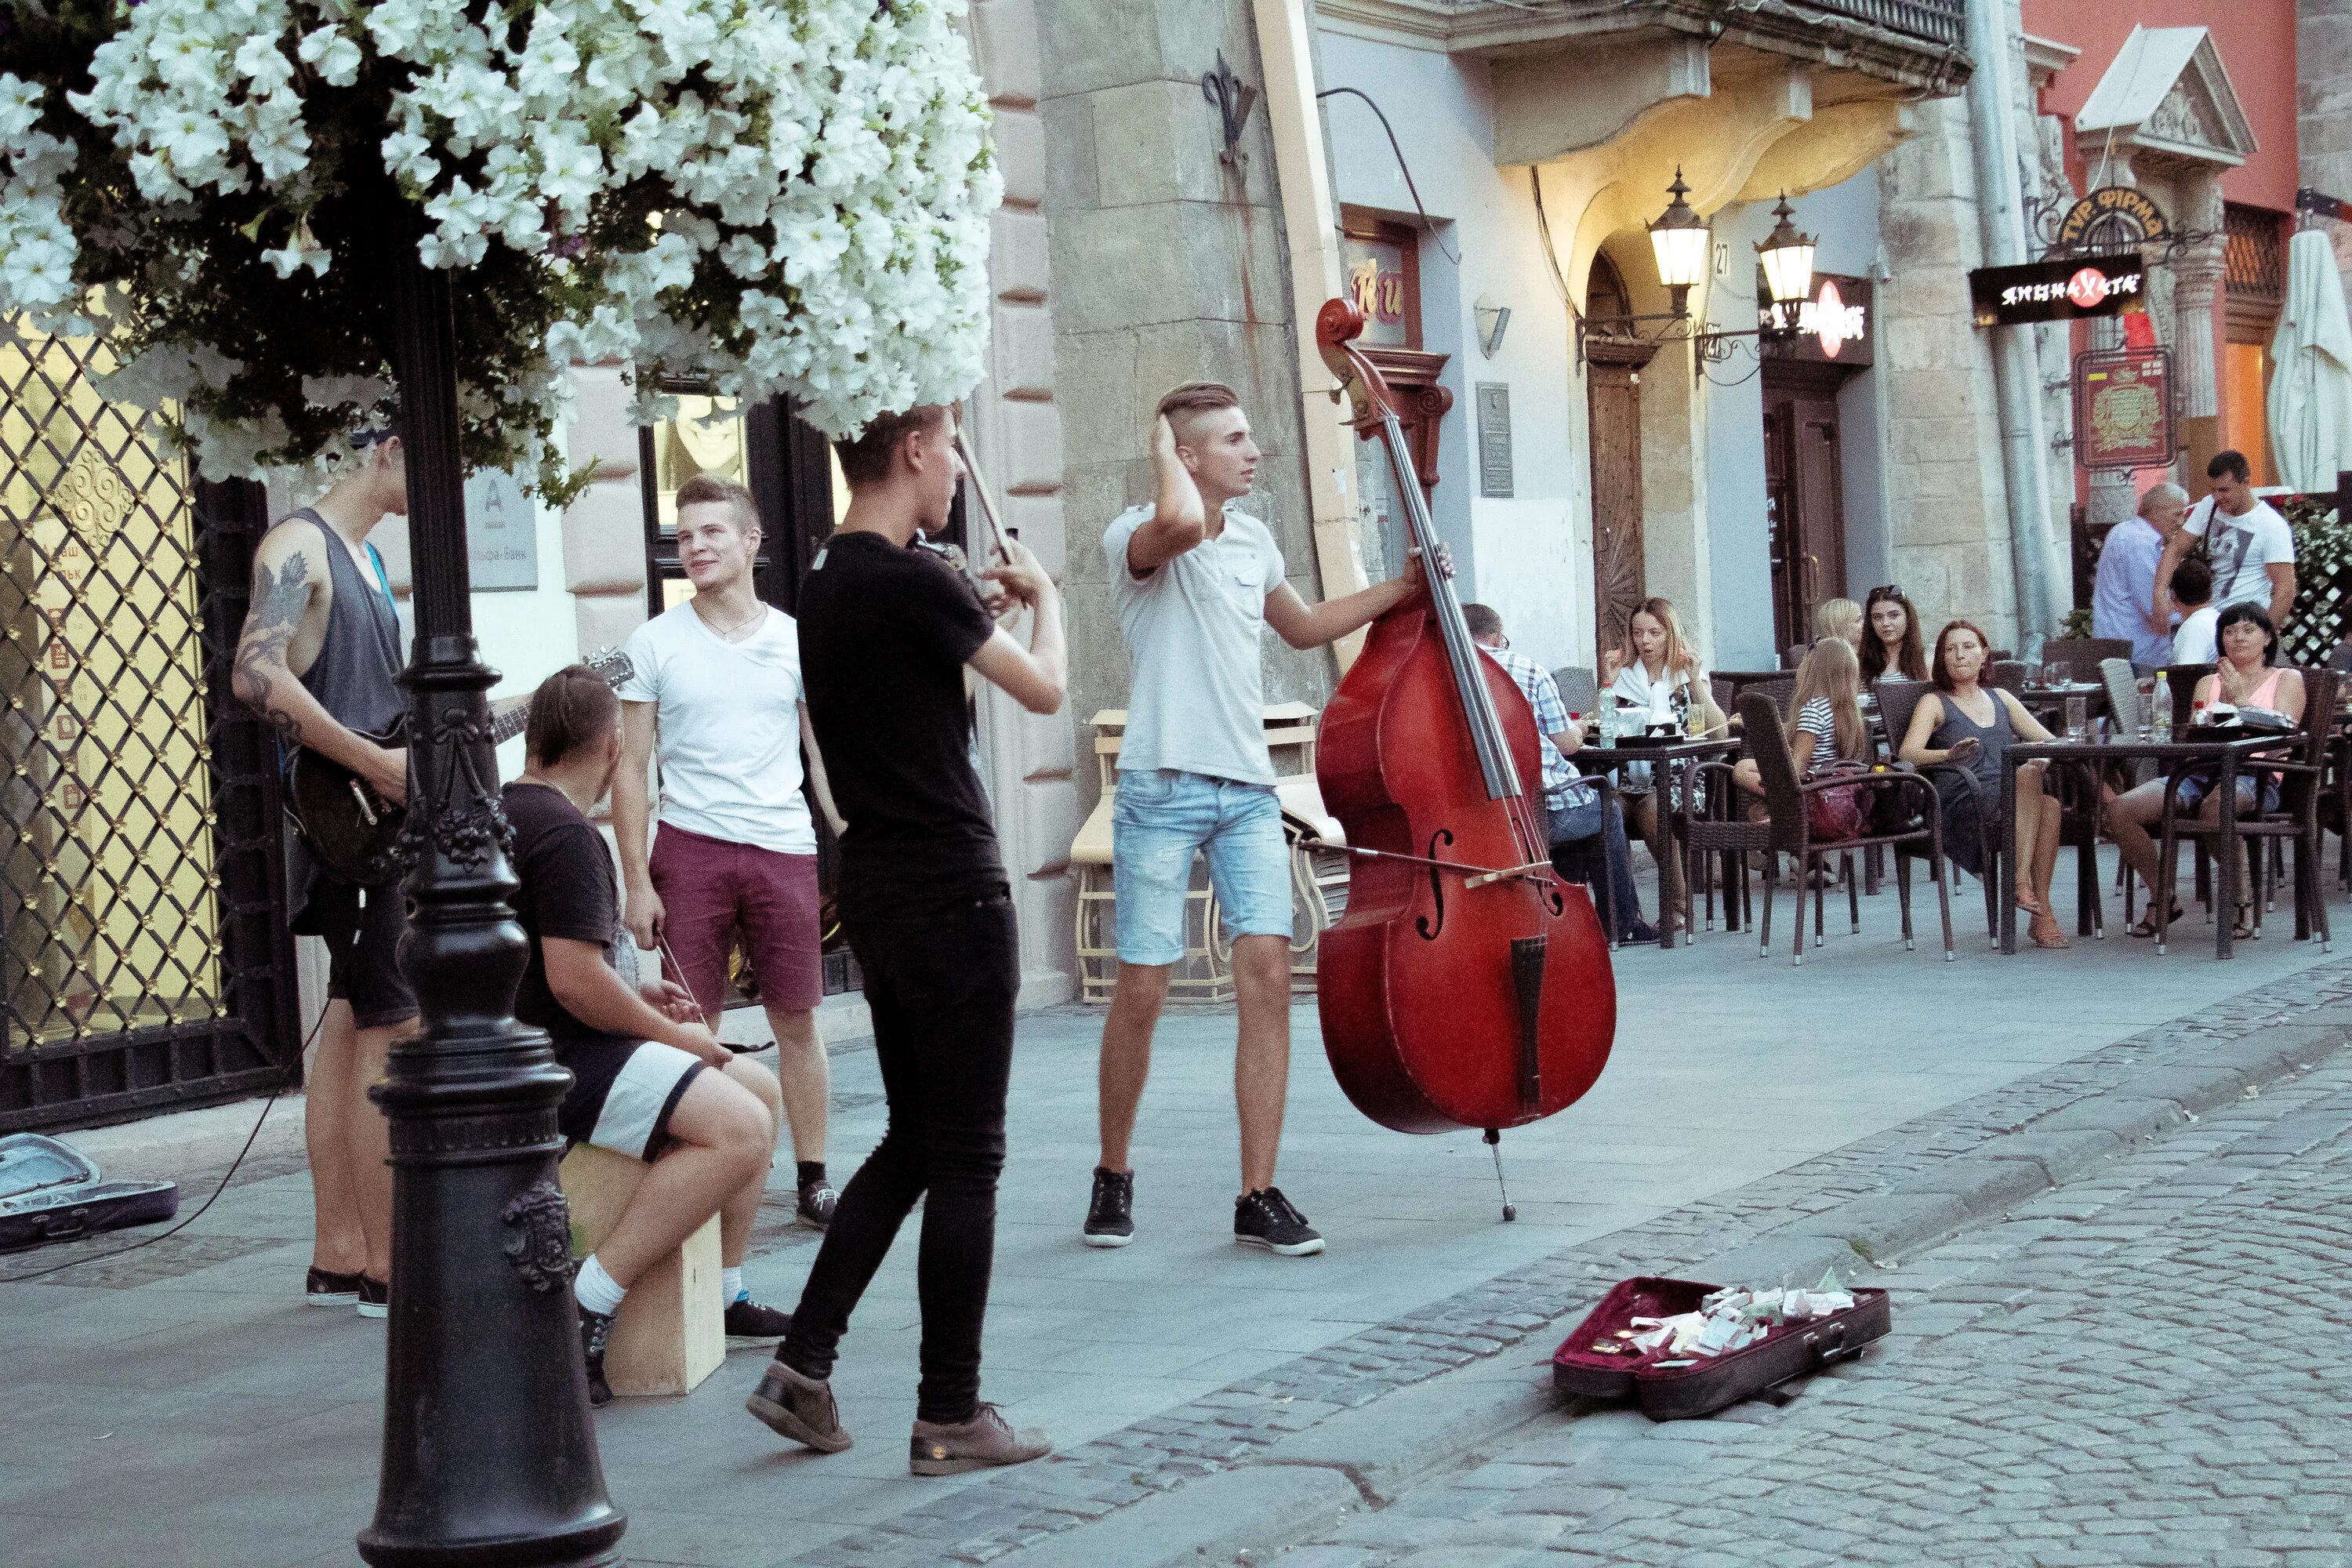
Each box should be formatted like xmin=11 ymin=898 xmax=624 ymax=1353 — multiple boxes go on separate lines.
xmin=2028 ymin=912 xmax=2071 ymax=949
xmin=2234 ymin=904 xmax=2257 ymax=941
xmin=2128 ymin=902 xmax=2184 ymax=938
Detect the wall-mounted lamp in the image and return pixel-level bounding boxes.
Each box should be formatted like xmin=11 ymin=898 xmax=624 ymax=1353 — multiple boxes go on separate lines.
xmin=1201 ymin=52 xmax=1259 ymax=172
xmin=1473 ymin=295 xmax=1512 ymax=359
xmin=1578 ymin=177 xmax=1822 ymax=376
xmin=1646 ymin=168 xmax=1712 ymax=317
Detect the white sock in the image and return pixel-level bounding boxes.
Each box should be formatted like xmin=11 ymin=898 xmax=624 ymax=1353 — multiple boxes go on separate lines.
xmin=723 ymin=1266 xmax=746 ymax=1304
xmin=575 ymin=1254 xmax=626 ymax=1317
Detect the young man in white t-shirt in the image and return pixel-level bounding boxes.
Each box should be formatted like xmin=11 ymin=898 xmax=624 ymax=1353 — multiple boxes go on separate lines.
xmin=615 ymin=474 xmax=845 ymax=1233
xmin=1084 ymin=382 xmax=1427 ymax=1258
xmin=2154 ymin=449 xmax=2297 ymax=629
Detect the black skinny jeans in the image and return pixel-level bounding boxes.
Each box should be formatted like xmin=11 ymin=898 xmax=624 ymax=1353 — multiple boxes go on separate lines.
xmin=779 ymin=884 xmax=1018 ymax=1424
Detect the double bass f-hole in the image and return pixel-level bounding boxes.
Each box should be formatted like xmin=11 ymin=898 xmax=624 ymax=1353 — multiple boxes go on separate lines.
xmin=1416 ymin=828 xmax=1454 ymax=941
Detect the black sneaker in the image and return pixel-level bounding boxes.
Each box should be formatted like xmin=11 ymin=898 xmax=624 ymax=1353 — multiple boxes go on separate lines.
xmin=796 ymin=1180 xmax=838 ymax=1230
xmin=1624 ymin=920 xmax=1661 ymax=945
xmin=306 ymin=1266 xmax=361 ymax=1307
xmin=746 ymin=1357 xmax=852 ymax=1452
xmin=1083 ymin=1167 xmax=1134 ymax=1247
xmin=1234 ymin=1188 xmax=1323 ymax=1256
xmin=579 ymin=1307 xmax=615 ymax=1408
xmin=723 ymin=1295 xmax=793 ymax=1345
xmin=354 ymin=1275 xmax=390 ymax=1319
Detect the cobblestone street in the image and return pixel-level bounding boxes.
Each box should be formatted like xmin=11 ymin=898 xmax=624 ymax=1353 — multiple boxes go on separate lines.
xmin=1261 ymin=1057 xmax=2352 ymax=1568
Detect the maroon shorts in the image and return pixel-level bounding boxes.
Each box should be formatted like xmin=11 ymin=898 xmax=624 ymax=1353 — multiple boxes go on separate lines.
xmin=648 ymin=824 xmax=823 ymax=1018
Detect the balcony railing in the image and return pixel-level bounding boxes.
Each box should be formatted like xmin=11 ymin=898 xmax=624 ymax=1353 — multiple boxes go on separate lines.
xmin=1786 ymin=0 xmax=1966 ymax=47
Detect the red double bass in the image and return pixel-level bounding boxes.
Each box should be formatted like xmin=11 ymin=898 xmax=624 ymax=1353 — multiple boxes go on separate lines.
xmin=1314 ymin=297 xmax=1617 ymax=1181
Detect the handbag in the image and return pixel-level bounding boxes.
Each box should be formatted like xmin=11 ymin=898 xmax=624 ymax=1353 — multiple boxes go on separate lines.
xmin=1804 ymin=760 xmax=1870 ymax=842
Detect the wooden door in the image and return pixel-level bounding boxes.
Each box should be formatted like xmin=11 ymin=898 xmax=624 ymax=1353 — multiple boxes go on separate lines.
xmin=1763 ymin=384 xmax=1846 ymax=652
xmin=1587 ymin=362 xmax=1645 ymax=651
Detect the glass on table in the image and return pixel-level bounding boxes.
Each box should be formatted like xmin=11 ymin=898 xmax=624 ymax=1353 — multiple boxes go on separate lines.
xmin=2063 ymin=691 xmax=2088 ymax=741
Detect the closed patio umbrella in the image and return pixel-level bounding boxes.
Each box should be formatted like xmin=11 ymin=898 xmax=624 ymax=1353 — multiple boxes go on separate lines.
xmin=2268 ymin=227 xmax=2352 ymax=492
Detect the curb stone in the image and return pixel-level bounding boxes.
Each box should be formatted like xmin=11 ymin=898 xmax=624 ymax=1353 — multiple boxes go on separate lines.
xmin=1696 ymin=1020 xmax=2349 ymax=1276
xmin=993 ymin=1013 xmax=2349 ymax=1568
xmin=782 ymin=991 xmax=2352 ymax=1568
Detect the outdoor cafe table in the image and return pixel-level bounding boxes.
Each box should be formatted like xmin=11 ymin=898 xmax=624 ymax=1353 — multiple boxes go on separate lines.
xmin=1573 ymin=735 xmax=1743 ymax=949
xmin=1995 ymin=731 xmax=2299 ymax=960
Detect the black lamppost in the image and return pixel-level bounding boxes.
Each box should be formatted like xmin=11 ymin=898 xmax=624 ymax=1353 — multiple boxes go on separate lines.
xmin=356 ymin=245 xmax=626 ymax=1566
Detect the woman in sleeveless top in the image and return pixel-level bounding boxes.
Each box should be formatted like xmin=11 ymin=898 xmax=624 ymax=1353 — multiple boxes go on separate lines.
xmin=2104 ymin=603 xmax=2303 ymax=938
xmin=1899 ymin=619 xmax=2069 ymax=949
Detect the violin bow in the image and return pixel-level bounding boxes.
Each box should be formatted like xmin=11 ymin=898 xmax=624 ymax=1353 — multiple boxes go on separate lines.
xmin=952 ymin=426 xmax=1015 ymax=575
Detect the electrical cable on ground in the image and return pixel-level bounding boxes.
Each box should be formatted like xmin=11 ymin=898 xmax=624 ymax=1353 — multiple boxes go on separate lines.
xmin=0 ymin=995 xmax=325 ymax=1286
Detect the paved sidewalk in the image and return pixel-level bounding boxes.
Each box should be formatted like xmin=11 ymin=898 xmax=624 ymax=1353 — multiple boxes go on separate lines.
xmin=1255 ymin=1052 xmax=2352 ymax=1567
xmin=2 ymin=858 xmax=2346 ymax=1566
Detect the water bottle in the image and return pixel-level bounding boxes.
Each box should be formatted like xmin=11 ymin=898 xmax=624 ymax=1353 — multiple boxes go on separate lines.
xmin=1598 ymin=699 xmax=1619 ymax=746
xmin=2151 ymin=672 xmax=2172 ymax=740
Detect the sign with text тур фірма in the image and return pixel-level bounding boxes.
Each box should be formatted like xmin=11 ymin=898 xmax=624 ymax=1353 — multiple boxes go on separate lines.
xmin=1969 ymin=252 xmax=2147 ymax=328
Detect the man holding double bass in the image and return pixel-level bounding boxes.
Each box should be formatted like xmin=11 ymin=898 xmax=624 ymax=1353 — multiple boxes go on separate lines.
xmin=1083 ymin=381 xmax=1430 ymax=1258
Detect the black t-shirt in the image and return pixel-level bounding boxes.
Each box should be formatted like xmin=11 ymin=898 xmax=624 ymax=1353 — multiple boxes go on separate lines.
xmin=797 ymin=529 xmax=1003 ymax=898
xmin=503 ymin=781 xmax=636 ymax=1055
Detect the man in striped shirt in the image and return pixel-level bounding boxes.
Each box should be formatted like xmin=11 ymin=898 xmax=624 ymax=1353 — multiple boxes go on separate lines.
xmin=1465 ymin=604 xmax=1652 ymax=943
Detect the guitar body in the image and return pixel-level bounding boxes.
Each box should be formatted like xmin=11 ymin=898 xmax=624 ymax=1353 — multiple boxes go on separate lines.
xmin=1316 ymin=601 xmax=1617 ymax=1134
xmin=282 ymin=648 xmax=633 ymax=888
xmin=289 ymin=728 xmax=408 ymax=887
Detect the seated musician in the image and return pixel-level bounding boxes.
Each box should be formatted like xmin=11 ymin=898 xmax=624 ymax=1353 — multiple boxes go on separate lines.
xmin=503 ymin=665 xmax=794 ymax=1406
xmin=1465 ymin=605 xmax=1654 ymax=945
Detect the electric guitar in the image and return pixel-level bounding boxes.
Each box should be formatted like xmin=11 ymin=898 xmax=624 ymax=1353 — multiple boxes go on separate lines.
xmin=288 ymin=648 xmax=633 ymax=886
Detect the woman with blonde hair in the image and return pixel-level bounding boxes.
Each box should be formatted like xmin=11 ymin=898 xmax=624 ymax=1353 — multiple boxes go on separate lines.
xmin=1813 ymin=597 xmax=1864 ymax=653
xmin=1734 ymin=635 xmax=1870 ymax=799
xmin=1602 ymin=596 xmax=1725 ymax=931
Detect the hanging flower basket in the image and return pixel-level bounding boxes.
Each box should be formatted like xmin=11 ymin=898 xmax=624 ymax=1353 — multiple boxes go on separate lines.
xmin=0 ymin=0 xmax=1000 ymax=494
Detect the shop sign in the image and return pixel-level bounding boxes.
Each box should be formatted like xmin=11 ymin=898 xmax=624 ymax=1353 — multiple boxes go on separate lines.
xmin=2073 ymin=347 xmax=2174 ymax=471
xmin=1339 ymin=231 xmax=1414 ymax=348
xmin=2056 ymin=186 xmax=2169 ymax=249
xmin=464 ymin=469 xmax=539 ymax=591
xmin=1475 ymin=383 xmax=1513 ymax=499
xmin=1757 ymin=272 xmax=1872 ymax=366
xmin=1971 ymin=252 xmax=2146 ymax=326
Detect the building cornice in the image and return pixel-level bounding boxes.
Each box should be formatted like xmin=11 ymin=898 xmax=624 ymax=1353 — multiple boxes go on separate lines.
xmin=1317 ymin=0 xmax=1970 ymax=90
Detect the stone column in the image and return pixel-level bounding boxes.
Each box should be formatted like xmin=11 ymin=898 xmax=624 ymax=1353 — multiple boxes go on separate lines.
xmin=2299 ymin=0 xmax=2352 ymax=286
xmin=2168 ymin=172 xmax=2227 ymax=491
xmin=1038 ymin=0 xmax=1328 ymax=815
xmin=968 ymin=0 xmax=1078 ymax=1002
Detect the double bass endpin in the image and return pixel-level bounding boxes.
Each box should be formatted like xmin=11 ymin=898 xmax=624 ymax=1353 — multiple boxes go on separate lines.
xmin=1483 ymin=1127 xmax=1515 ymax=1223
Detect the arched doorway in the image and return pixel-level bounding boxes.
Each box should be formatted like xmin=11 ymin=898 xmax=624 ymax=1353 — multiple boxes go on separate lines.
xmin=1584 ymin=252 xmax=1652 ymax=653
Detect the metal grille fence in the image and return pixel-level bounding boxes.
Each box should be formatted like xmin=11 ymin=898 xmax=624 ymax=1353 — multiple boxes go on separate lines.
xmin=0 ymin=327 xmax=297 ymax=1131
xmin=2281 ymin=494 xmax=2352 ymax=669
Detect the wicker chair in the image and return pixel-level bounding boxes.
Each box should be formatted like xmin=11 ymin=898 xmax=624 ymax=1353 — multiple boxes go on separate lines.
xmin=1552 ymin=666 xmax=1599 ymax=718
xmin=1548 ymin=768 xmax=1622 ymax=949
xmin=1875 ymin=677 xmax=1998 ymax=938
xmin=1688 ymin=694 xmax=1951 ymax=965
xmin=2150 ymin=669 xmax=2338 ymax=953
xmin=1987 ymin=660 xmax=2031 ymax=693
xmin=2097 ymin=658 xmax=2145 ymax=739
xmin=2043 ymin=637 xmax=2135 ymax=681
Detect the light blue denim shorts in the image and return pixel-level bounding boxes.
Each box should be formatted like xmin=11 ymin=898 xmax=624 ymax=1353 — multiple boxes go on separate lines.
xmin=1111 ymin=769 xmax=1292 ymax=965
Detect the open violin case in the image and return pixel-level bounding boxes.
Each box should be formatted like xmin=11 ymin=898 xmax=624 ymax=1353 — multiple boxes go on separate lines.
xmin=1552 ymin=1275 xmax=1891 ymax=1420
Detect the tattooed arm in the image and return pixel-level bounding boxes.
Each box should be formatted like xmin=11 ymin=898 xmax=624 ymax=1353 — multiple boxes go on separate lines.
xmin=233 ymin=524 xmax=409 ymax=805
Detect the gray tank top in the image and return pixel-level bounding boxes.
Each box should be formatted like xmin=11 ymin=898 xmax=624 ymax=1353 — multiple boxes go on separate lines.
xmin=292 ymin=510 xmax=405 ymax=739
xmin=1928 ymin=688 xmax=2013 ymax=789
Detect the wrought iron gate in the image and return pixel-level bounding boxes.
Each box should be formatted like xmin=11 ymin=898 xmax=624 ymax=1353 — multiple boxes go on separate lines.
xmin=0 ymin=328 xmax=299 ymax=1131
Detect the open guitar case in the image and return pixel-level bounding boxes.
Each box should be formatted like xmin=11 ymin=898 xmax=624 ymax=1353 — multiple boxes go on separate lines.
xmin=0 ymin=1133 xmax=179 ymax=1252
xmin=1552 ymin=1276 xmax=1891 ymax=1420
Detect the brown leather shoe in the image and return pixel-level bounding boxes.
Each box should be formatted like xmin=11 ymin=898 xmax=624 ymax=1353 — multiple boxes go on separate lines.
xmin=746 ymin=1359 xmax=851 ymax=1453
xmin=909 ymin=1403 xmax=1051 ymax=1476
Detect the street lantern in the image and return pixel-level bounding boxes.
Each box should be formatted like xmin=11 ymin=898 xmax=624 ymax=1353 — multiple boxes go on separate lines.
xmin=1755 ymin=194 xmax=1818 ymax=310
xmin=1647 ymin=168 xmax=1712 ymax=315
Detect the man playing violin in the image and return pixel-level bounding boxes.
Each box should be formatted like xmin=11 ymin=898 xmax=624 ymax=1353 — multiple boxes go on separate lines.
xmin=1087 ymin=382 xmax=1428 ymax=1257
xmin=746 ymin=404 xmax=1069 ymax=1475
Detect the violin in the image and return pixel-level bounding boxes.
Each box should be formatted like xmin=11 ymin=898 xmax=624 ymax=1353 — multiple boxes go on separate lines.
xmin=1312 ymin=298 xmax=1616 ymax=1190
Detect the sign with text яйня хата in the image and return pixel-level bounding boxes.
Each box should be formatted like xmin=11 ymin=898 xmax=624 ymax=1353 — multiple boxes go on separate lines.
xmin=1969 ymin=252 xmax=2147 ymax=328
